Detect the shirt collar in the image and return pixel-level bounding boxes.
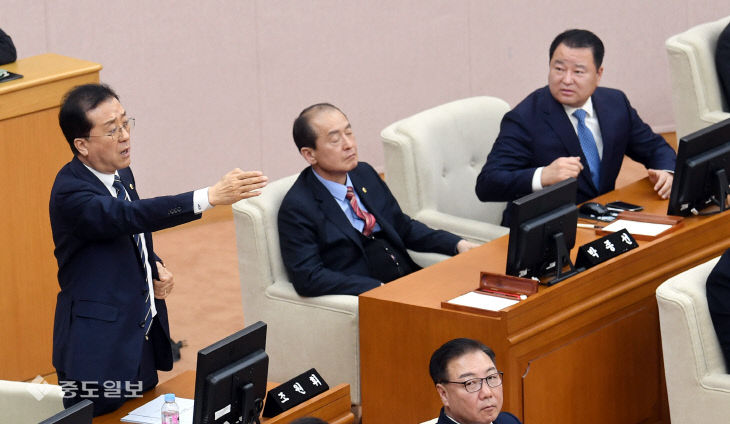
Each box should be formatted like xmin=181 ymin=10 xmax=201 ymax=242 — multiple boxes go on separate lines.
xmin=443 ymin=411 xmax=493 ymax=424
xmin=312 ymin=168 xmax=352 ymax=201
xmin=563 ymin=96 xmax=595 ymax=119
xmin=83 ymin=163 xmax=118 ymax=194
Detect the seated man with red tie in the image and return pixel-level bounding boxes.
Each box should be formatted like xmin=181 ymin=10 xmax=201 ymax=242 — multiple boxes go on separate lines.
xmin=278 ymin=103 xmax=478 ymax=296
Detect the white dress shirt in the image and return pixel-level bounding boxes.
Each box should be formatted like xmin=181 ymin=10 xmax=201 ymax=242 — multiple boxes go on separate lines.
xmin=531 ymin=97 xmax=603 ymax=192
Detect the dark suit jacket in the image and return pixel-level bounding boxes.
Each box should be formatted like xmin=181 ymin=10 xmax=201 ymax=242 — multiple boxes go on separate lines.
xmin=436 ymin=407 xmax=522 ymax=424
xmin=278 ymin=162 xmax=461 ymax=296
xmin=49 ymin=156 xmax=200 ymax=384
xmin=707 ymin=248 xmax=730 ymax=370
xmin=0 ymin=28 xmax=16 ymax=65
xmin=716 ymin=22 xmax=730 ymax=106
xmin=475 ymin=86 xmax=676 ymax=225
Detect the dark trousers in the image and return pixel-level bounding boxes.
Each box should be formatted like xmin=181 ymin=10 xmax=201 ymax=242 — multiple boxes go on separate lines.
xmin=58 ymin=330 xmax=159 ymax=416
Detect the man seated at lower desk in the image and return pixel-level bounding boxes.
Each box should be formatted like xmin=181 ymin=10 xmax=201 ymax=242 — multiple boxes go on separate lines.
xmin=278 ymin=103 xmax=479 ymax=296
xmin=475 ymin=29 xmax=676 ymax=226
xmin=429 ymin=338 xmax=521 ymax=424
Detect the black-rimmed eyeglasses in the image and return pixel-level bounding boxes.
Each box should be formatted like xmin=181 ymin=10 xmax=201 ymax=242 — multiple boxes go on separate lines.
xmin=443 ymin=372 xmax=503 ymax=393
xmin=87 ymin=117 xmax=135 ymax=142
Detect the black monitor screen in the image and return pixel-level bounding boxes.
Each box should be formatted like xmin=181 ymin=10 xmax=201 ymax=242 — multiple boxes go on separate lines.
xmin=38 ymin=399 xmax=93 ymax=424
xmin=193 ymin=321 xmax=268 ymax=424
xmin=506 ymin=178 xmax=579 ymax=284
xmin=668 ymin=118 xmax=730 ymax=216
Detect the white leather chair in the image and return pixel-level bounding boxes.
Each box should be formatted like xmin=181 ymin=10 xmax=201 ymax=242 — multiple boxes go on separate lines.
xmin=232 ymin=175 xmax=361 ymax=404
xmin=381 ymin=96 xmax=511 ymax=244
xmin=666 ymin=15 xmax=730 ymax=138
xmin=656 ymin=256 xmax=730 ymax=422
xmin=0 ymin=379 xmax=64 ymax=422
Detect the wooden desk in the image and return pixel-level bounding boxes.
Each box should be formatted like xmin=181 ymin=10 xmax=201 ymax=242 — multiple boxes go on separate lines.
xmin=0 ymin=54 xmax=102 ymax=381
xmin=359 ymin=178 xmax=730 ymax=424
xmin=93 ymin=371 xmax=354 ymax=424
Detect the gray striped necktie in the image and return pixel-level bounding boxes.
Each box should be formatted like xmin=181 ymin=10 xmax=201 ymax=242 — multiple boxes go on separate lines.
xmin=113 ymin=175 xmax=153 ymax=337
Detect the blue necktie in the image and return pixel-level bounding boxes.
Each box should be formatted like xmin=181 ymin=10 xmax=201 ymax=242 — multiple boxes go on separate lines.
xmin=573 ymin=109 xmax=601 ymax=189
xmin=113 ymin=175 xmax=153 ymax=337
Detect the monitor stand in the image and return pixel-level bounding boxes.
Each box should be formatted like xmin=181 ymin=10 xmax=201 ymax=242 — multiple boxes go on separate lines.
xmin=544 ymin=232 xmax=581 ymax=286
xmin=239 ymin=381 xmax=263 ymax=424
xmin=712 ymin=168 xmax=730 ymax=212
xmin=696 ymin=168 xmax=730 ymax=215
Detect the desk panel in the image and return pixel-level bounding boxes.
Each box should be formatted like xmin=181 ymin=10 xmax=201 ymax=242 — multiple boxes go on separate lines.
xmin=0 ymin=54 xmax=101 ymax=380
xmin=360 ymin=178 xmax=730 ymax=423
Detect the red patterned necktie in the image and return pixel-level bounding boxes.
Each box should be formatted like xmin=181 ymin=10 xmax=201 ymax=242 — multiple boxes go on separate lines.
xmin=345 ymin=186 xmax=377 ymax=236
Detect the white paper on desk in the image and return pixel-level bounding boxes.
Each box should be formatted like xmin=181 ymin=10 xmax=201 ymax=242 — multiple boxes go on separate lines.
xmin=601 ymin=219 xmax=672 ymax=237
xmin=447 ymin=291 xmax=519 ymax=311
xmin=121 ymin=394 xmax=194 ymax=424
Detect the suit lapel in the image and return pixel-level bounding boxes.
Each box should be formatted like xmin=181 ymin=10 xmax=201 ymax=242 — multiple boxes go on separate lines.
xmin=350 ymin=167 xmax=406 ymax=252
xmin=305 ymin=169 xmax=365 ymax=250
xmin=540 ymin=88 xmax=583 ymax=156
xmin=117 ymin=168 xmax=140 ymax=201
xmin=539 ymin=88 xmax=598 ymax=190
xmin=70 ymin=157 xmax=111 ymax=194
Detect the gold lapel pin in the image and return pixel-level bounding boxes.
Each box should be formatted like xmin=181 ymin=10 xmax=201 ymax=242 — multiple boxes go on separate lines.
xmin=129 ymin=183 xmax=134 ymax=190
xmin=362 ymin=187 xmax=367 ymax=193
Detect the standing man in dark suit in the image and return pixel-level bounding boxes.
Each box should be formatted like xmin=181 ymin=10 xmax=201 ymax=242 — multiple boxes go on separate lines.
xmin=50 ymin=83 xmax=267 ymax=415
xmin=278 ymin=103 xmax=478 ymax=297
xmin=429 ymin=338 xmax=521 ymax=424
xmin=475 ymin=29 xmax=676 ymax=226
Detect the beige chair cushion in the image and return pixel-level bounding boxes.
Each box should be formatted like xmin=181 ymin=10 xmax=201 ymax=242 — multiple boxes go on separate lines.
xmin=656 ymin=256 xmax=730 ymax=422
xmin=666 ymin=15 xmax=730 ymax=138
xmin=233 ymin=175 xmax=361 ymax=404
xmin=381 ymin=96 xmax=511 ymax=243
xmin=0 ymin=379 xmax=64 ymax=422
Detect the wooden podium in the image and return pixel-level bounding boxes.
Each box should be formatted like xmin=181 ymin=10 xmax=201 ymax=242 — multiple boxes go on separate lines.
xmin=359 ymin=178 xmax=730 ymax=423
xmin=0 ymin=54 xmax=102 ymax=380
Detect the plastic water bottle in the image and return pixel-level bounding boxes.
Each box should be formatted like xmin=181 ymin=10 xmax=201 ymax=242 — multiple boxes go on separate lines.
xmin=161 ymin=393 xmax=180 ymax=424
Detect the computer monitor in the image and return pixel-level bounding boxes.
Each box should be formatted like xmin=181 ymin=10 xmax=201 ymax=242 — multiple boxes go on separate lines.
xmin=506 ymin=178 xmax=580 ymax=286
xmin=668 ymin=118 xmax=730 ymax=216
xmin=38 ymin=400 xmax=93 ymax=424
xmin=192 ymin=321 xmax=268 ymax=424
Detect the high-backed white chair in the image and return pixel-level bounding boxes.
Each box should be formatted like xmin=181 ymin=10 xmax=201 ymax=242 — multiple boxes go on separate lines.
xmin=656 ymin=256 xmax=730 ymax=422
xmin=666 ymin=15 xmax=730 ymax=138
xmin=381 ymin=96 xmax=511 ymax=243
xmin=232 ymin=175 xmax=361 ymax=404
xmin=0 ymin=379 xmax=64 ymax=422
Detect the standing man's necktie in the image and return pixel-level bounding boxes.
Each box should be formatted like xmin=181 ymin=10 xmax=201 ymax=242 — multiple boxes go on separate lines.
xmin=345 ymin=186 xmax=377 ymax=236
xmin=113 ymin=175 xmax=153 ymax=337
xmin=573 ymin=109 xmax=601 ymax=189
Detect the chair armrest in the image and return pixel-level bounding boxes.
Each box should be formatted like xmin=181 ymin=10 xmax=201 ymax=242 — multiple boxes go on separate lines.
xmin=265 ymin=280 xmax=359 ymax=315
xmin=701 ymin=110 xmax=730 ymax=124
xmin=702 ymin=373 xmax=730 ymax=392
xmin=413 ymin=209 xmax=509 ymax=243
xmin=407 ymin=250 xmax=451 ymax=268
